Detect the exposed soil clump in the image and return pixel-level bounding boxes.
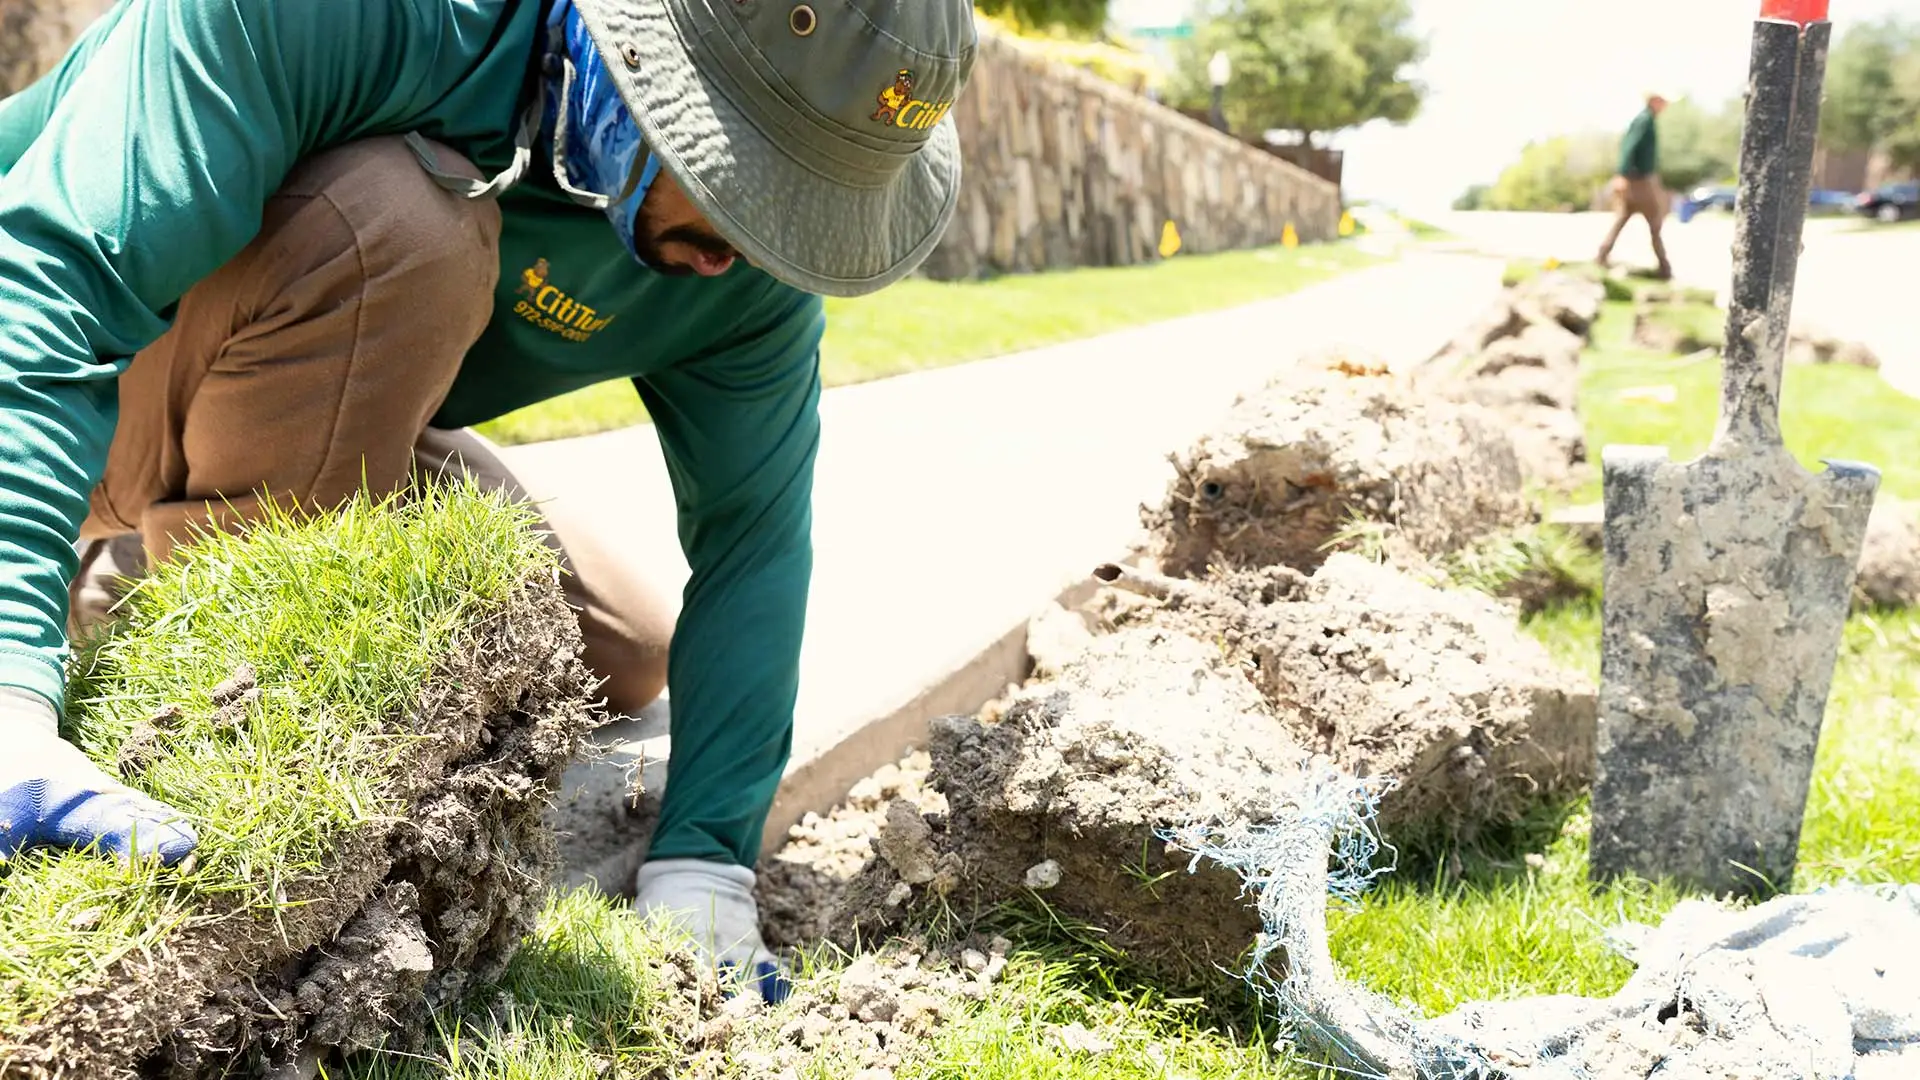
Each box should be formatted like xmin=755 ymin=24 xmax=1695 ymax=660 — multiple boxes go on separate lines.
xmin=1420 ymin=270 xmax=1608 ymax=489
xmin=1790 ymin=328 xmax=1882 ymax=369
xmin=6 ymin=580 xmax=599 ymax=1079
xmin=755 ymin=752 xmax=947 ymax=950
xmin=823 ymin=555 xmax=1595 ymax=988
xmin=690 ymin=936 xmax=1015 ymax=1079
xmin=1855 ymin=498 xmax=1920 ymax=610
xmin=1145 ymin=358 xmax=1533 ymax=580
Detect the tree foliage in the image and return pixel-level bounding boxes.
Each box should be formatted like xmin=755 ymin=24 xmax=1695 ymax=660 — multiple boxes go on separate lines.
xmin=1655 ymin=97 xmax=1743 ymax=191
xmin=972 ymin=0 xmax=1111 ymax=38
xmin=1481 ymin=133 xmax=1620 ymax=213
xmin=1165 ymin=0 xmax=1427 ymax=144
xmin=1453 ymin=184 xmax=1492 ymax=212
xmin=1820 ymin=16 xmax=1920 ymax=173
xmin=1469 ymin=97 xmax=1744 ymax=212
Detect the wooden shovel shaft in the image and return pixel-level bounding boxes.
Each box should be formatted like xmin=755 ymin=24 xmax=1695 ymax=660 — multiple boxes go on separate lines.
xmin=1718 ymin=17 xmax=1830 ymax=448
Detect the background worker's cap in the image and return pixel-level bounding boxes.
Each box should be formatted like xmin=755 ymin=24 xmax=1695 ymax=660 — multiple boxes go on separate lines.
xmin=573 ymin=0 xmax=977 ymax=297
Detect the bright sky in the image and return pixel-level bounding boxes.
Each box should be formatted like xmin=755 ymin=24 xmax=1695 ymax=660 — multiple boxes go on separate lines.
xmin=1110 ymin=0 xmax=1914 ymax=213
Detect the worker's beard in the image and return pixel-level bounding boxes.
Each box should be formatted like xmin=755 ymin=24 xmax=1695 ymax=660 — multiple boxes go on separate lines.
xmin=632 ymin=192 xmax=739 ymax=278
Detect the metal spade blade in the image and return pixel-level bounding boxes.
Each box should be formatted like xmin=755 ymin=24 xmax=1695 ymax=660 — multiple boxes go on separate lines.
xmin=1590 ymin=8 xmax=1879 ymax=898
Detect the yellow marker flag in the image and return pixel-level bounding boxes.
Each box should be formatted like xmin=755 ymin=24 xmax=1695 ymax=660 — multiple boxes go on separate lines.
xmin=1159 ymin=220 xmax=1182 ymax=258
xmin=1339 ymin=211 xmax=1355 ymax=237
xmin=1544 ymin=256 xmax=1563 ymax=270
xmin=1282 ymin=222 xmax=1299 ymax=248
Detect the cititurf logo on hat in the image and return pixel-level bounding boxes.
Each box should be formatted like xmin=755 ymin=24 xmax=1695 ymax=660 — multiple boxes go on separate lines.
xmin=571 ymin=0 xmax=979 ymax=298
xmin=872 ymin=69 xmax=954 ymax=131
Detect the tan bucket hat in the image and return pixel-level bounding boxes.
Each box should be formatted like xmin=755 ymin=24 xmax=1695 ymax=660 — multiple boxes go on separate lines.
xmin=571 ymin=0 xmax=978 ymax=297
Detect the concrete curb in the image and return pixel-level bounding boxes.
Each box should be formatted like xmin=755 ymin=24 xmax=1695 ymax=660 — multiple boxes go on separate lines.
xmin=548 ymin=547 xmax=1143 ymax=897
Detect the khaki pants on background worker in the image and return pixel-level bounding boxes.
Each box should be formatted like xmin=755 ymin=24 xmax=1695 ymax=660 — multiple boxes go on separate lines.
xmin=1596 ymin=175 xmax=1673 ymax=279
xmin=71 ymin=136 xmax=675 ymax=716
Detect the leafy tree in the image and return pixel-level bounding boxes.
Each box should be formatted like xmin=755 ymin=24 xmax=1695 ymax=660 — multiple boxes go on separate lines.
xmin=1821 ymin=18 xmax=1909 ymax=152
xmin=1888 ymin=45 xmax=1920 ymax=172
xmin=973 ymin=0 xmax=1111 ymax=37
xmin=1164 ymin=0 xmax=1427 ymax=145
xmin=1657 ymin=97 xmax=1743 ymax=191
xmin=1453 ymin=184 xmax=1492 ymax=211
xmin=1484 ymin=133 xmax=1619 ymax=213
xmin=1471 ymin=95 xmax=1742 ymax=211
xmin=1821 ymin=16 xmax=1920 ymax=172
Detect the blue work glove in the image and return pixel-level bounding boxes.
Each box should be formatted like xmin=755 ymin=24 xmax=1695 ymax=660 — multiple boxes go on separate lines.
xmin=0 ymin=687 xmax=199 ymax=865
xmin=634 ymin=858 xmax=794 ymax=1004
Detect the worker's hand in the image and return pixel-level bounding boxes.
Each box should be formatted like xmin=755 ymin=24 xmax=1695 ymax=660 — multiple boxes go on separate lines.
xmin=1611 ymin=174 xmax=1630 ymax=198
xmin=0 ymin=687 xmax=199 ymax=865
xmin=634 ymin=858 xmax=793 ymax=1005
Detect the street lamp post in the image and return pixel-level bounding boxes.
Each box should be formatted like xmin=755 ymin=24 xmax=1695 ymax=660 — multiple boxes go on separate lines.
xmin=1208 ymin=50 xmax=1231 ymax=134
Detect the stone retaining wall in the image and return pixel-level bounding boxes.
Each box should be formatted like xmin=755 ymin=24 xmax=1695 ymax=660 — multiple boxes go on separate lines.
xmin=922 ymin=25 xmax=1345 ymax=280
xmin=6 ymin=8 xmax=1344 ymax=281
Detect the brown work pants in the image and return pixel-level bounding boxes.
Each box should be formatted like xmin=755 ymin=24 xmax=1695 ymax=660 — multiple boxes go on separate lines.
xmin=1597 ymin=175 xmax=1672 ymax=278
xmin=75 ymin=136 xmax=674 ymax=714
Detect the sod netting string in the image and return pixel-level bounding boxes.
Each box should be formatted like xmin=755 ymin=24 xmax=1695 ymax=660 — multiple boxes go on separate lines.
xmin=1165 ymin=762 xmax=1920 ymax=1080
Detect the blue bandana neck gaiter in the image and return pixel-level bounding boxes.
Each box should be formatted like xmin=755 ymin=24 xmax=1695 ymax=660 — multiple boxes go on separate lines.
xmin=542 ymin=0 xmax=666 ymax=270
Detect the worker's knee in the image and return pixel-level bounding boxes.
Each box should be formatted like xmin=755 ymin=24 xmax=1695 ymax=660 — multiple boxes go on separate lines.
xmin=264 ymin=136 xmax=502 ymax=341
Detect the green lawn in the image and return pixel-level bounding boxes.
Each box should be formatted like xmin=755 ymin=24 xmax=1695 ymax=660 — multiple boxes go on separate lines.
xmin=1572 ymin=296 xmax=1920 ymax=506
xmin=476 ymin=243 xmax=1382 ymax=446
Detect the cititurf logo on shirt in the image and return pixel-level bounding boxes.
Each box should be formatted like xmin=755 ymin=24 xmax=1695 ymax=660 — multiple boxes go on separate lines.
xmin=515 ymin=258 xmax=616 ymax=343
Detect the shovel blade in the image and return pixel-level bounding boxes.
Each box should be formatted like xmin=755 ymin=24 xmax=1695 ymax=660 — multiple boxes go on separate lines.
xmin=1591 ymin=443 xmax=1877 ymax=897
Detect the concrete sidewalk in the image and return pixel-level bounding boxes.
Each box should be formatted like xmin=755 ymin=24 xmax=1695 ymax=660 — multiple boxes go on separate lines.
xmin=513 ymin=252 xmax=1509 ymax=891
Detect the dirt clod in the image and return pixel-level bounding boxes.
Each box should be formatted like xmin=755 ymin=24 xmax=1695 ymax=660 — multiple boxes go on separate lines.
xmin=817 ymin=554 xmax=1592 ymax=989
xmin=874 ymin=800 xmax=941 ymax=886
xmin=1420 ymin=270 xmax=1606 ymax=489
xmin=1855 ymin=498 xmax=1920 ymax=609
xmin=1145 ymin=362 xmax=1532 ymax=579
xmin=209 ymin=663 xmax=258 ymax=706
xmin=756 ymin=750 xmax=948 ymax=949
xmin=1790 ymin=329 xmax=1881 ymax=369
xmin=710 ymin=938 xmax=1004 ymax=1079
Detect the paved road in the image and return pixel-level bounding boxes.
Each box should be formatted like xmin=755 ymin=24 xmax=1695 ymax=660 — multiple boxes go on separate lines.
xmin=1429 ymin=210 xmax=1919 ymax=397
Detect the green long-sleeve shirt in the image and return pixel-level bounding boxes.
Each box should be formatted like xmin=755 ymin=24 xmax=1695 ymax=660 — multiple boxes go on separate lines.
xmin=1619 ymin=106 xmax=1660 ymax=179
xmin=0 ymin=0 xmax=824 ymax=865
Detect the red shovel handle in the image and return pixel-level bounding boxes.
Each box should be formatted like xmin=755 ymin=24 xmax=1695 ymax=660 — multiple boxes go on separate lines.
xmin=1761 ymin=0 xmax=1828 ymax=25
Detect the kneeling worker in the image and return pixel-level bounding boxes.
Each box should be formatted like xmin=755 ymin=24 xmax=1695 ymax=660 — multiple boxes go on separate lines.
xmin=0 ymin=0 xmax=977 ymax=1003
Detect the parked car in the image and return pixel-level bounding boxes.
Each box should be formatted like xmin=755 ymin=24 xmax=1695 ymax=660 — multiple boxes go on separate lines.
xmin=1855 ymin=181 xmax=1920 ymax=223
xmin=1688 ymin=184 xmax=1739 ymax=214
xmin=1808 ymin=188 xmax=1858 ymax=215
xmin=1679 ymin=184 xmax=1867 ymax=222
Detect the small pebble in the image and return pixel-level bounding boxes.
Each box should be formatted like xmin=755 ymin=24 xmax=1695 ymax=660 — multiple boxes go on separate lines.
xmin=1051 ymin=1021 xmax=1115 ymax=1055
xmin=1024 ymin=859 xmax=1063 ymax=890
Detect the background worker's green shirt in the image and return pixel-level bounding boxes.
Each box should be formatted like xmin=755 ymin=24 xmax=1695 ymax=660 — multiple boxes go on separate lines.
xmin=1620 ymin=107 xmax=1660 ymax=178
xmin=0 ymin=0 xmax=823 ymax=865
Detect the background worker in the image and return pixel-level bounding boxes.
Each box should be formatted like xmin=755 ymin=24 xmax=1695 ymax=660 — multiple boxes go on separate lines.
xmin=1597 ymin=89 xmax=1677 ymax=280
